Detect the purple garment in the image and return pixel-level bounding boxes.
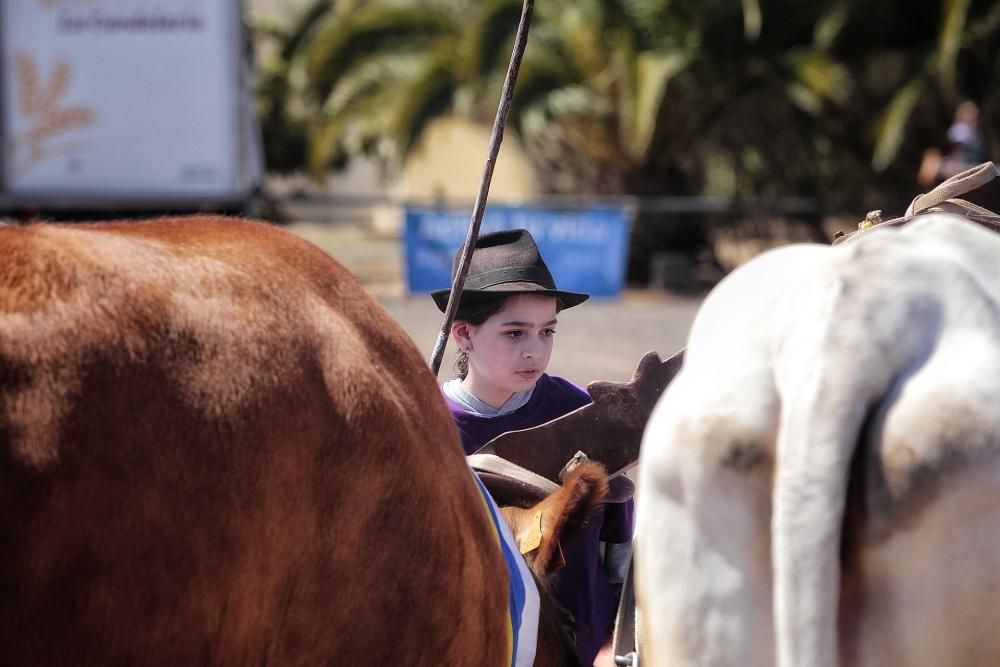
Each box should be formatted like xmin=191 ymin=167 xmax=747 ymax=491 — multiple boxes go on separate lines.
xmin=445 ymin=373 xmax=635 ymax=667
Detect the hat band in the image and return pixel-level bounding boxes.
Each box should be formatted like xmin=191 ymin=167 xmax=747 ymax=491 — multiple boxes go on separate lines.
xmin=466 ymin=266 xmax=556 ymax=290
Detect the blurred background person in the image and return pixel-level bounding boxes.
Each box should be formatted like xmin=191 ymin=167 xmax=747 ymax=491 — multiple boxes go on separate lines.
xmin=918 ymin=100 xmax=989 ymax=187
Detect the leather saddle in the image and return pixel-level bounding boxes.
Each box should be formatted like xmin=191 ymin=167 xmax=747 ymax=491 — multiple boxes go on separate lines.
xmin=833 ymin=161 xmax=1000 ymax=245
xmin=468 ymin=349 xmax=685 ymax=508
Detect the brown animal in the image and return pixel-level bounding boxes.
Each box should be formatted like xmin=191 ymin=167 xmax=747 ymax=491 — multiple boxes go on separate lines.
xmin=0 ymin=216 xmax=597 ymax=665
xmin=500 ymin=462 xmax=608 ymax=581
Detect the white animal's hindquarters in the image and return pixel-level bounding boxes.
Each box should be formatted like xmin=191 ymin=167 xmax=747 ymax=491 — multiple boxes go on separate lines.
xmin=636 ymin=213 xmax=1000 ymax=667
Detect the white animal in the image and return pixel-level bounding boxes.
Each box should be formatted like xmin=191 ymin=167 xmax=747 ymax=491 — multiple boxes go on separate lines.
xmin=635 ymin=212 xmax=1000 ymax=667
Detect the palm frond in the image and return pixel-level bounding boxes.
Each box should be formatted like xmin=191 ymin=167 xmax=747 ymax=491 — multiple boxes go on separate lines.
xmin=280 ymin=0 xmax=336 ymax=61
xmin=504 ymin=43 xmax=586 ymax=120
xmin=623 ymin=49 xmax=689 ymax=159
xmin=518 ymin=84 xmax=610 ymax=138
xmin=389 ymin=46 xmax=461 ymax=159
xmin=935 ymin=0 xmax=972 ymax=92
xmin=298 ymin=5 xmax=459 ymax=99
xmin=812 ymin=2 xmax=848 ymax=51
xmin=248 ymin=14 xmax=289 ymax=43
xmin=965 ymin=0 xmax=1000 ymax=44
xmin=619 ymin=0 xmax=674 ymax=47
xmin=783 ymin=50 xmax=851 ymax=111
xmin=458 ymin=0 xmax=521 ymax=82
xmin=306 ymin=55 xmax=424 ymax=176
xmin=740 ymin=0 xmax=761 ymax=42
xmin=541 ymin=1 xmax=610 ymax=79
xmin=872 ymin=72 xmax=927 ymax=171
xmin=308 ymin=98 xmax=391 ymax=178
xmin=321 ymin=55 xmax=422 ymax=117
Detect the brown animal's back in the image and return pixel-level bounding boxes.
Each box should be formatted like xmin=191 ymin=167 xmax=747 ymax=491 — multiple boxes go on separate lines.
xmin=0 ymin=216 xmax=509 ymax=665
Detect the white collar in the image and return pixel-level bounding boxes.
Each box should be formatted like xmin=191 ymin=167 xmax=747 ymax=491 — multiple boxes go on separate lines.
xmin=443 ymin=379 xmax=534 ymax=416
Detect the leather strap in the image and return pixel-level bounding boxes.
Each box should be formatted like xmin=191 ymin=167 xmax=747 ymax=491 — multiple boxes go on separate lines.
xmin=906 ymin=161 xmax=1000 ymax=216
xmin=833 ymin=161 xmax=1000 ymax=245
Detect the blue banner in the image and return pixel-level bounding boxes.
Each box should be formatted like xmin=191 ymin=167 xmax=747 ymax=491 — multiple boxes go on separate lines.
xmin=404 ymin=205 xmax=632 ymax=298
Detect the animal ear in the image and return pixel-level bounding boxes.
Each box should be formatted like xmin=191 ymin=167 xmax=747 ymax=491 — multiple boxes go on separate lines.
xmin=504 ymin=461 xmax=608 ymax=580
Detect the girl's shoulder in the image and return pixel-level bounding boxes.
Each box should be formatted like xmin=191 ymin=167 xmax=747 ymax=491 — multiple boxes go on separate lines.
xmin=536 ymin=373 xmax=591 ymax=407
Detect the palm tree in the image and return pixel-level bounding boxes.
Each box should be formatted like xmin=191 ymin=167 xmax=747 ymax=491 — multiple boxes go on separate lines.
xmin=275 ymin=0 xmax=526 ymax=177
xmin=257 ymin=0 xmax=998 ymax=204
xmin=864 ymin=0 xmax=993 ymax=170
xmin=271 ymin=0 xmax=858 ymax=196
xmin=252 ymin=0 xmax=335 ymax=173
xmin=508 ymin=0 xmax=854 ymax=197
xmin=794 ymin=0 xmax=999 ymax=205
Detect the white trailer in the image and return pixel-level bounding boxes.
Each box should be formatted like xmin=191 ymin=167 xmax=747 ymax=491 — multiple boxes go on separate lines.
xmin=0 ymin=0 xmax=263 ymax=213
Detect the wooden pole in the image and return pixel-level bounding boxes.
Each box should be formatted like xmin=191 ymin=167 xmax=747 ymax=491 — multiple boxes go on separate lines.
xmin=428 ymin=0 xmax=536 ymax=377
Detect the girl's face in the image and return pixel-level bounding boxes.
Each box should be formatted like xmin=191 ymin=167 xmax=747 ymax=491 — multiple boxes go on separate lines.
xmin=454 ymin=294 xmax=558 ymax=409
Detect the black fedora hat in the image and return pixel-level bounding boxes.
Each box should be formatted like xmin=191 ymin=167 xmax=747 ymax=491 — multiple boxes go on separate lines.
xmin=431 ymin=229 xmax=589 ymax=313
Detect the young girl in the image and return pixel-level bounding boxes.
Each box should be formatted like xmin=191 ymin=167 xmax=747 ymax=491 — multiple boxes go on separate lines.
xmin=432 ymin=228 xmax=633 ymax=667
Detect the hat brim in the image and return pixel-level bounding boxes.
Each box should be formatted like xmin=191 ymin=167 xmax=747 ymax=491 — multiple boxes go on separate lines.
xmin=431 ymin=283 xmax=590 ymax=313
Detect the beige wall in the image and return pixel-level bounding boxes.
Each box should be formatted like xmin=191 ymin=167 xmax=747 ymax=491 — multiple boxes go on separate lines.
xmin=400 ymin=115 xmax=538 ymax=205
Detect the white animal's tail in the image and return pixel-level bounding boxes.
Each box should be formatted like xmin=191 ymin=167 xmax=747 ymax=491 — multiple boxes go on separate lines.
xmin=771 ymin=377 xmax=870 ymax=667
xmin=771 ymin=273 xmax=937 ymax=667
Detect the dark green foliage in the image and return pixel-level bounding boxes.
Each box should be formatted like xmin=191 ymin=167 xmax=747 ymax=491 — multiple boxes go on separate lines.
xmin=253 ymin=0 xmax=999 ymax=210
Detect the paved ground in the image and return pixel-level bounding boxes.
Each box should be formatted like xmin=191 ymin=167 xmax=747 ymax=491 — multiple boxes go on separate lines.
xmin=288 ymin=222 xmax=704 ymax=386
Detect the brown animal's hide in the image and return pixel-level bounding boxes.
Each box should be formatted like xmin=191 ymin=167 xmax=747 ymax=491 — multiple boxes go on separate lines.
xmin=0 ymin=216 xmax=521 ymax=666
xmin=500 ymin=461 xmax=609 ymax=582
xmin=476 ymin=349 xmax=684 ymax=482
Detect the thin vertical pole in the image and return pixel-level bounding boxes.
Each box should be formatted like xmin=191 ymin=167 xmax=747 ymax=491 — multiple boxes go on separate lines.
xmin=428 ymin=0 xmax=536 ymax=376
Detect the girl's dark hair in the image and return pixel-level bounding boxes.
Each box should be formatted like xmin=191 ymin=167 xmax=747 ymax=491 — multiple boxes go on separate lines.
xmin=452 ymin=294 xmax=564 ymax=380
xmin=453 ymin=297 xmax=508 ymax=380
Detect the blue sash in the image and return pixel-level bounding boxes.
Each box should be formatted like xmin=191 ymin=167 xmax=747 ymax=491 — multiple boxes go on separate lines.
xmin=470 ymin=471 xmax=540 ymax=667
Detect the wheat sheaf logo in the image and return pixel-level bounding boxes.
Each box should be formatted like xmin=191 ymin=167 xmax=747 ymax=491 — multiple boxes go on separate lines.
xmin=11 ymin=50 xmax=96 ymax=178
